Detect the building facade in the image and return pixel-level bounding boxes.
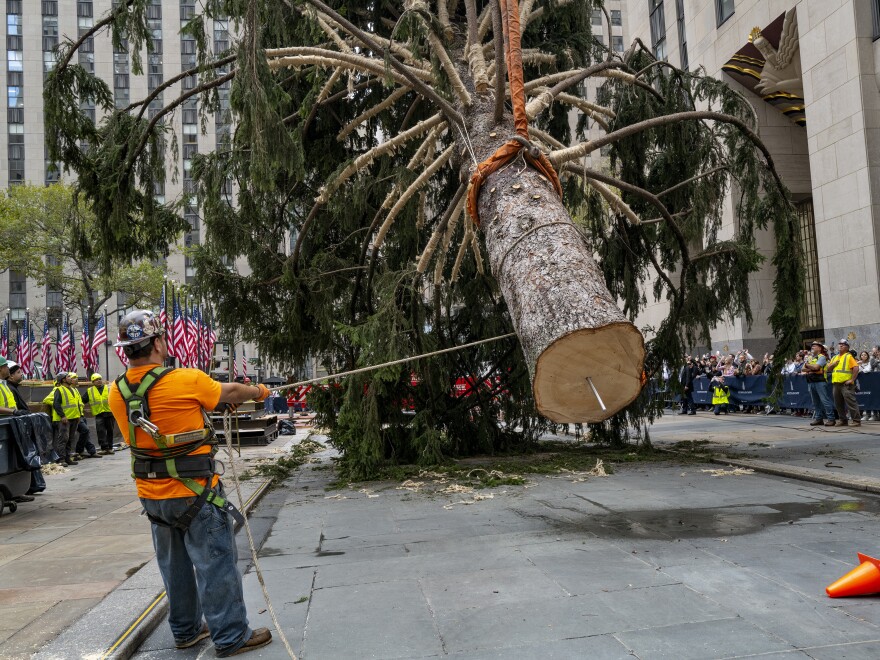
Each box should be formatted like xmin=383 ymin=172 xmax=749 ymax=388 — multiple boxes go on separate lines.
xmin=626 ymin=0 xmax=880 ymax=355
xmin=0 ymin=0 xmax=274 ymax=380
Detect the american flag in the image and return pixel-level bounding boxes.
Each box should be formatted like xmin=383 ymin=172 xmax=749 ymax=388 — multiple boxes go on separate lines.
xmin=185 ymin=303 xmax=197 ymax=368
xmin=68 ymin=323 xmax=77 ymax=374
xmin=91 ymin=313 xmax=106 ymax=370
xmin=41 ymin=321 xmax=53 ymax=378
xmin=159 ymin=282 xmax=168 ymax=334
xmin=240 ymin=345 xmax=247 ymax=378
xmin=27 ymin=324 xmax=35 ymax=377
xmin=16 ymin=328 xmax=29 ymax=377
xmin=0 ymin=318 xmax=7 ymax=360
xmin=232 ymin=346 xmax=238 ymax=380
xmin=58 ymin=318 xmax=70 ymax=372
xmin=205 ymin=319 xmax=217 ymax=368
xmin=172 ymin=294 xmax=187 ymax=365
xmin=81 ymin=316 xmax=91 ymax=372
xmin=115 ymin=344 xmax=129 ymax=367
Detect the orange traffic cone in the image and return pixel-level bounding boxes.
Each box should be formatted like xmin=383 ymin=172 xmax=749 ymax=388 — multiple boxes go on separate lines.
xmin=826 ymin=553 xmax=880 ymax=597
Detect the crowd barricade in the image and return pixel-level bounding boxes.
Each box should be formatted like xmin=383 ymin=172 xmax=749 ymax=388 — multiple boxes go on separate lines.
xmin=687 ymin=373 xmax=880 ymax=410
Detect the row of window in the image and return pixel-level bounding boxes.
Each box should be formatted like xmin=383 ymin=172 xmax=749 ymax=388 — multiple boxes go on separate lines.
xmin=591 ymin=9 xmax=623 ymax=27
xmin=7 ymin=1 xmax=22 ymax=185
xmin=649 ymin=0 xmax=733 ymax=68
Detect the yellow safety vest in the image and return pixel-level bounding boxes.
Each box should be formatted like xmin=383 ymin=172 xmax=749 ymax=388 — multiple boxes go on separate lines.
xmin=0 ymin=381 xmax=15 ymax=413
xmin=87 ymin=385 xmax=111 ymax=414
xmin=712 ymin=384 xmax=730 ymax=405
xmin=45 ymin=386 xmax=80 ymax=421
xmin=830 ymin=353 xmax=856 ymax=384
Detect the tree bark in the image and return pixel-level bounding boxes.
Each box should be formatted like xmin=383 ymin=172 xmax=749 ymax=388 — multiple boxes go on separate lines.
xmin=465 ymin=101 xmax=645 ymax=424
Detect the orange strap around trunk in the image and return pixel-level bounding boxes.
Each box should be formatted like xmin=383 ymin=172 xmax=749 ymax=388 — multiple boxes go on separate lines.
xmin=466 ymin=0 xmax=562 ymax=226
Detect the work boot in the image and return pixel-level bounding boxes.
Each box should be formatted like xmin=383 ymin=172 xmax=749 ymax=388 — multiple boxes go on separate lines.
xmin=175 ymin=624 xmax=210 ymax=649
xmin=835 ymin=420 xmax=848 ymax=427
xmin=824 ymin=420 xmax=836 ymax=427
xmin=219 ymin=628 xmax=273 ymax=657
xmin=65 ymin=459 xmax=79 ymax=466
xmin=12 ymin=494 xmax=35 ymax=503
xmin=809 ymin=419 xmax=823 ymax=426
xmin=851 ymin=421 xmax=861 ymax=427
xmin=89 ymin=452 xmax=102 ymax=458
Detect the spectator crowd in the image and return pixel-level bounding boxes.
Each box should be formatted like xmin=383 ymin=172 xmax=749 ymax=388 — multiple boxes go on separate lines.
xmin=672 ymin=342 xmax=880 ymax=426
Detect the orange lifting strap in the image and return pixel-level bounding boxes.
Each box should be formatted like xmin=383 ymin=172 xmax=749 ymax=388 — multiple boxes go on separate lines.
xmin=466 ymin=0 xmax=563 ymax=226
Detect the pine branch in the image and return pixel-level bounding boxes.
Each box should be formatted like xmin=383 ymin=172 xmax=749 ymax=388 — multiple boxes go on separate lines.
xmin=464 ymin=0 xmax=489 ymax=93
xmin=416 ymin=184 xmax=467 ymax=274
xmin=552 ymin=110 xmax=787 ymax=199
xmin=316 ymin=113 xmax=446 ymax=205
xmin=373 ymin=144 xmax=455 ymax=254
xmin=302 ymin=0 xmax=465 ymax=129
xmin=55 ymin=0 xmax=137 ymax=72
xmin=125 ymin=54 xmax=237 ymax=121
xmin=338 ymin=86 xmax=410 ymax=141
xmin=416 ymin=16 xmax=472 ymax=106
xmin=492 ymin=0 xmax=506 ymax=123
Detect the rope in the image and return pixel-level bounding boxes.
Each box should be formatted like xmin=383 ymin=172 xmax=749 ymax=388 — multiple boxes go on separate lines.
xmin=222 ymin=409 xmax=298 ymax=659
xmin=465 ymin=0 xmax=562 ymax=226
xmin=266 ymin=332 xmax=517 ymax=394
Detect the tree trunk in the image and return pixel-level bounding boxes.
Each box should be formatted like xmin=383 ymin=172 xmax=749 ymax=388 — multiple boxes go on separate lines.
xmin=466 ymin=104 xmax=645 ymax=423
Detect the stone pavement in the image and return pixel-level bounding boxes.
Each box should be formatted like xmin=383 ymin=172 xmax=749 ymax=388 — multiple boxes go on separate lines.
xmin=14 ymin=412 xmax=880 ymax=659
xmin=0 ymin=437 xmax=281 ymax=660
xmin=129 ymin=419 xmax=880 ymax=660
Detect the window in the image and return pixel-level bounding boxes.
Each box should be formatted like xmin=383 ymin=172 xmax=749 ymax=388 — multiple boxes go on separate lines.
xmin=591 ymin=9 xmax=602 ymax=25
xmin=676 ymin=0 xmax=688 ymax=70
xmin=795 ymin=200 xmax=823 ymax=333
xmin=612 ymin=36 xmax=624 ymax=52
xmin=9 ymin=270 xmax=26 ymax=311
xmin=611 ymin=10 xmax=622 ymax=26
xmin=6 ymin=14 xmax=20 ymax=35
xmin=77 ymin=17 xmax=93 ymax=29
xmin=716 ymin=0 xmax=734 ymax=26
xmin=42 ymin=16 xmax=58 ymax=37
xmin=44 ymin=51 xmax=56 ymax=72
xmin=649 ymin=0 xmax=667 ymax=61
xmin=874 ymin=0 xmax=880 ymax=41
xmin=7 ymin=87 xmax=23 ymax=108
xmin=77 ymin=2 xmax=92 ymax=18
xmin=7 ymin=50 xmax=22 ymax=71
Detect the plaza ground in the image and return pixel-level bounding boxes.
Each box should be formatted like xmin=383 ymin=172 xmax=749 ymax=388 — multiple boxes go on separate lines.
xmin=9 ymin=413 xmax=880 ymax=659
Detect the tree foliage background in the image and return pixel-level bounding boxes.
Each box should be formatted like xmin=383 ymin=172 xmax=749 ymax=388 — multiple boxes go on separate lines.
xmin=0 ymin=183 xmax=164 ymax=346
xmin=45 ymin=0 xmax=803 ymax=478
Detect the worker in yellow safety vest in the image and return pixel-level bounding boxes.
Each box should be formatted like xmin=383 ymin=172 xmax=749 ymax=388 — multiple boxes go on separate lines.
xmin=711 ymin=374 xmax=730 ymax=416
xmin=827 ymin=339 xmax=861 ymax=427
xmin=0 ymin=357 xmax=16 ymax=415
xmin=47 ymin=372 xmax=82 ymax=465
xmin=87 ymin=373 xmax=116 ymax=455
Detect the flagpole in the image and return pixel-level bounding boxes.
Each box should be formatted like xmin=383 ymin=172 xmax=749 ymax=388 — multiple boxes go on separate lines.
xmin=103 ymin=306 xmax=109 ymax=376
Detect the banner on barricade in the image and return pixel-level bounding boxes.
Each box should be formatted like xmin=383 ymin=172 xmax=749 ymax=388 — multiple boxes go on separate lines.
xmin=688 ymin=373 xmax=880 ymax=410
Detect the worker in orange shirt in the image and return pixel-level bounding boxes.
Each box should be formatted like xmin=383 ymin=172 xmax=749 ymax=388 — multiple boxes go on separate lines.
xmin=108 ymin=310 xmax=273 ymax=657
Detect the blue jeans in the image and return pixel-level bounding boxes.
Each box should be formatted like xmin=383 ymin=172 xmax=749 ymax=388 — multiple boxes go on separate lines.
xmin=808 ymin=381 xmax=834 ymax=420
xmin=141 ymin=486 xmax=252 ymax=655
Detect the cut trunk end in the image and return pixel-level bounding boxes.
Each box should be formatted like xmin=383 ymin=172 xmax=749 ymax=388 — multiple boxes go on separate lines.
xmin=476 ymin=165 xmax=646 ymax=425
xmin=533 ymin=323 xmax=645 ymax=423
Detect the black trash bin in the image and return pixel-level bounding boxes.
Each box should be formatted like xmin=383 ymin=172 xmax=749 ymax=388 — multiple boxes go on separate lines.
xmin=0 ymin=418 xmax=30 ymax=515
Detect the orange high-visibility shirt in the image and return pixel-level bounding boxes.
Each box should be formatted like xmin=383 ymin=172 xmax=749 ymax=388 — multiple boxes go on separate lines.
xmin=109 ymin=364 xmax=222 ymax=500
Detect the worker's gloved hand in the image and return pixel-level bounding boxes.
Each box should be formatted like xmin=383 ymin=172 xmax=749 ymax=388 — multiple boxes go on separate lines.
xmin=254 ymin=384 xmax=271 ymax=402
xmin=214 ymin=402 xmax=239 ymax=414
xmin=12 ymin=409 xmax=27 ymax=416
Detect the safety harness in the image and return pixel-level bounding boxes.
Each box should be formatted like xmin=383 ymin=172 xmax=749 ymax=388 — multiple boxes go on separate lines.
xmin=115 ymin=366 xmax=244 ymax=531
